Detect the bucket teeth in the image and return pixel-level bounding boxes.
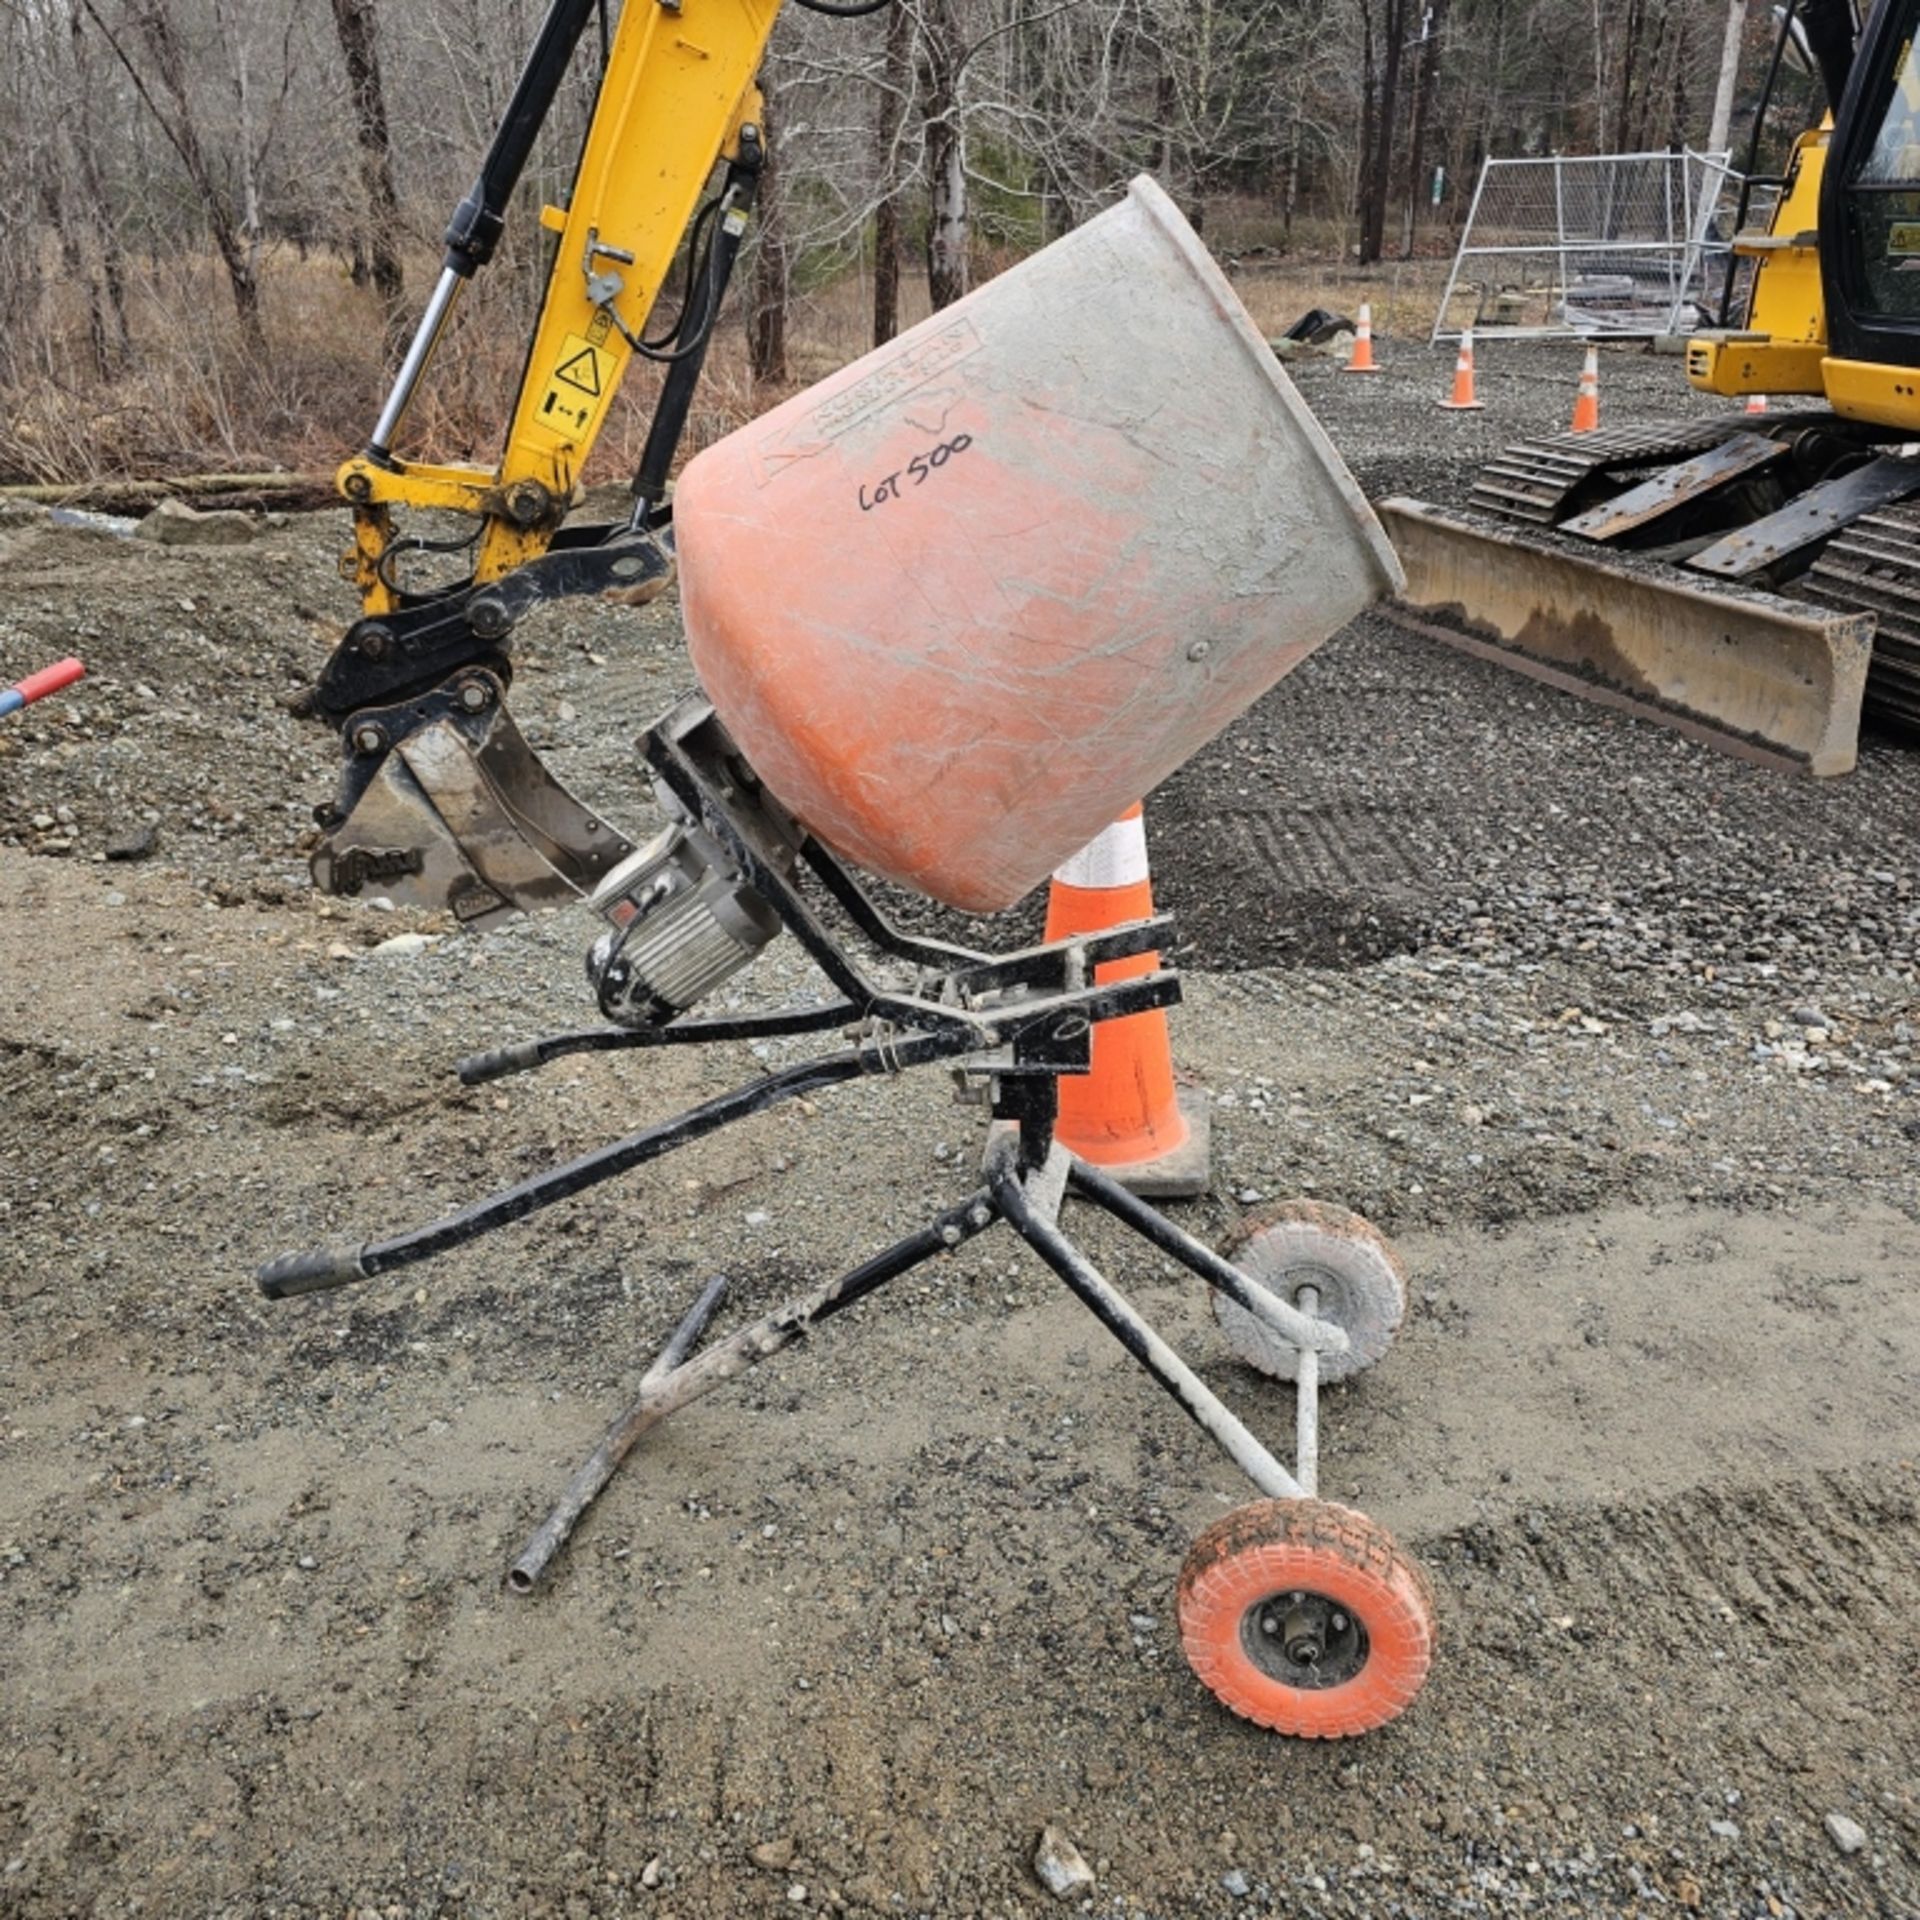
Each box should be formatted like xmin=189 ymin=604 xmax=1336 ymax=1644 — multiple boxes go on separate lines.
xmin=311 ymin=669 xmax=633 ymax=925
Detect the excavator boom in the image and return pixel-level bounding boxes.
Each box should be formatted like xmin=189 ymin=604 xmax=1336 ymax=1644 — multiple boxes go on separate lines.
xmin=302 ymin=0 xmax=782 ymax=925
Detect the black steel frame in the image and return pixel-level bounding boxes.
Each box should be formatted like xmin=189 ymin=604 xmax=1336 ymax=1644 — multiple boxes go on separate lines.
xmin=260 ymin=697 xmax=1346 ymax=1589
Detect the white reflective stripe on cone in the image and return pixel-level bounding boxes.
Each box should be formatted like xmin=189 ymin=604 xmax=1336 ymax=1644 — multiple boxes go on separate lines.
xmin=1054 ymin=811 xmax=1150 ymax=891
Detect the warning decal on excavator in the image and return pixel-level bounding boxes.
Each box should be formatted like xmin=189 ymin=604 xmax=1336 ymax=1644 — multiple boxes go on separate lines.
xmin=1889 ymin=221 xmax=1920 ymax=256
xmin=529 ymin=330 xmax=611 ymax=443
xmin=555 ymin=345 xmax=603 ymax=394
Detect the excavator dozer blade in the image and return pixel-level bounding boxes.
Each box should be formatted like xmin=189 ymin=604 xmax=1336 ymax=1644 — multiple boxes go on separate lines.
xmin=1377 ymin=496 xmax=1873 ymax=777
xmin=309 ymin=668 xmax=633 ymax=929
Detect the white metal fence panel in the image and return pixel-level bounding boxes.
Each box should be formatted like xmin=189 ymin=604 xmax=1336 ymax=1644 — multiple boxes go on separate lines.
xmin=1432 ymin=150 xmax=1749 ymax=342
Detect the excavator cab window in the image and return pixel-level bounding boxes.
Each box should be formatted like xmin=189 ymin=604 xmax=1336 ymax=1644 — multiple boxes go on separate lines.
xmin=1822 ymin=0 xmax=1920 ymax=361
xmin=1846 ymin=32 xmax=1920 ymax=315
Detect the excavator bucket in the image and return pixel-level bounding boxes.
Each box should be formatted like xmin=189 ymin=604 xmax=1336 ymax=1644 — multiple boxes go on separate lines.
xmin=309 ymin=668 xmax=633 ymax=929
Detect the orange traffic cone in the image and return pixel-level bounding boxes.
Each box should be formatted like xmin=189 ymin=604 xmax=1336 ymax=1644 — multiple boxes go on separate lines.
xmin=1344 ymin=303 xmax=1380 ymax=374
xmin=1570 ymin=344 xmax=1600 ymax=433
xmin=1745 ymin=392 xmax=1769 ymax=415
xmin=1439 ymin=329 xmax=1484 ymax=410
xmin=1042 ymin=804 xmax=1210 ymax=1197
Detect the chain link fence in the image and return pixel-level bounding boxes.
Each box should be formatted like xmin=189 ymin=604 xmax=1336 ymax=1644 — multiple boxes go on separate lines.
xmin=1431 ymin=150 xmax=1755 ymax=342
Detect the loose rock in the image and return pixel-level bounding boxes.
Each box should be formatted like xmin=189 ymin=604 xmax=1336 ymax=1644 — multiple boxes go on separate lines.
xmin=104 ymin=823 xmax=158 ymax=862
xmin=1032 ymin=1825 xmax=1094 ymax=1899
xmin=135 ymin=497 xmax=258 ymax=547
xmin=368 ymin=932 xmax=438 ymax=959
xmin=1825 ymin=1812 xmax=1867 ymax=1855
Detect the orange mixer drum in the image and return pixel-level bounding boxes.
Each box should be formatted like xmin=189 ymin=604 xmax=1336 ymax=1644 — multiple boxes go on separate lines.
xmin=673 ymin=176 xmax=1404 ymax=914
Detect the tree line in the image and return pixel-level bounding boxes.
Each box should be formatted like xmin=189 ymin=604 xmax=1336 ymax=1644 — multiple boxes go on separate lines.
xmin=0 ymin=0 xmax=1812 ymax=477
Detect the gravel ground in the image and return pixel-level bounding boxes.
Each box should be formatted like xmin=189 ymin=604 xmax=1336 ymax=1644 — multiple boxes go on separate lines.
xmin=1 ymin=331 xmax=1917 ymax=1920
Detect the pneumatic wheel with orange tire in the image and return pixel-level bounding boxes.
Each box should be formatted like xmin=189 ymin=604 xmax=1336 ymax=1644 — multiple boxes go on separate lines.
xmin=1177 ymin=1498 xmax=1434 ymax=1737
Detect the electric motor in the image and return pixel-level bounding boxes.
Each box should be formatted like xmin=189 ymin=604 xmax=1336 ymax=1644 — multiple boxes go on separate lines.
xmin=586 ymin=806 xmax=782 ymax=1028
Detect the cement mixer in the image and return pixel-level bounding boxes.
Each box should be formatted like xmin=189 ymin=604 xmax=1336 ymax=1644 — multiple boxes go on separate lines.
xmin=674 ymin=181 xmax=1393 ymax=913
xmin=264 ymin=180 xmax=1436 ymax=1740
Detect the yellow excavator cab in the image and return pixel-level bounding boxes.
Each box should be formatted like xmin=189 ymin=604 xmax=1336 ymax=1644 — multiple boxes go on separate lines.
xmin=1686 ymin=121 xmax=1832 ymax=399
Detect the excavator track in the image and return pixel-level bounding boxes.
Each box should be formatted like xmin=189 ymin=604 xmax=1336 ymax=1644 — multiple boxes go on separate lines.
xmin=1467 ymin=419 xmax=1750 ymax=526
xmin=1801 ymin=503 xmax=1920 ymax=731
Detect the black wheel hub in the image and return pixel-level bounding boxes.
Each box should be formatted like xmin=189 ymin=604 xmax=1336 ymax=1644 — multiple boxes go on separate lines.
xmin=1241 ymin=1588 xmax=1368 ymax=1689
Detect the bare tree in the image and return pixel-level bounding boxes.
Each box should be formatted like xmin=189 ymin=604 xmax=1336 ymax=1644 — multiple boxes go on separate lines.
xmin=77 ymin=0 xmax=302 ymax=341
xmin=872 ymin=0 xmax=913 ymax=345
xmin=1398 ymin=0 xmax=1447 ymax=255
xmin=920 ymin=0 xmax=969 ymax=309
xmin=329 ymin=0 xmax=405 ymax=312
xmin=1356 ymin=0 xmax=1410 ymax=264
xmin=749 ymin=80 xmax=792 ymax=383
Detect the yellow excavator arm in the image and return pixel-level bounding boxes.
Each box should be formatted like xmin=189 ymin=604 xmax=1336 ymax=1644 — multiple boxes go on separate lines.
xmin=305 ymin=0 xmax=790 ymax=928
xmin=338 ymin=0 xmax=779 ymax=604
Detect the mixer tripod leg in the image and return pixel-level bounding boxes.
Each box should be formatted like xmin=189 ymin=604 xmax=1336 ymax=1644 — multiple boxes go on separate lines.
xmin=507 ymin=1183 xmax=1003 ymax=1590
xmin=985 ymin=1133 xmax=1302 ymax=1502
xmin=256 ymin=1025 xmax=973 ymax=1299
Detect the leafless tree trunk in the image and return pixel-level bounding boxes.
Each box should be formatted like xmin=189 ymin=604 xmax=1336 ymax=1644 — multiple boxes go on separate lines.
xmin=1357 ymin=0 xmax=1408 ymax=265
xmin=922 ymin=0 xmax=968 ymax=311
xmin=1355 ymin=0 xmax=1378 ymax=257
xmin=1399 ymin=0 xmax=1446 ymax=257
xmin=872 ymin=0 xmax=911 ymax=347
xmin=329 ymin=0 xmax=405 ymax=313
xmin=749 ymin=86 xmax=790 ymax=384
xmin=1707 ymin=0 xmax=1747 ymax=156
xmin=67 ymin=5 xmax=135 ymax=368
xmin=1284 ymin=112 xmax=1301 ymax=245
xmin=218 ymin=0 xmax=268 ymax=300
xmin=1613 ymin=0 xmax=1644 ymax=149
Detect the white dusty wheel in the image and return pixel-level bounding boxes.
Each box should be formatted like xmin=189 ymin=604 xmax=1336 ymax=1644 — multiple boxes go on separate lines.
xmin=1212 ymin=1200 xmax=1406 ymax=1384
